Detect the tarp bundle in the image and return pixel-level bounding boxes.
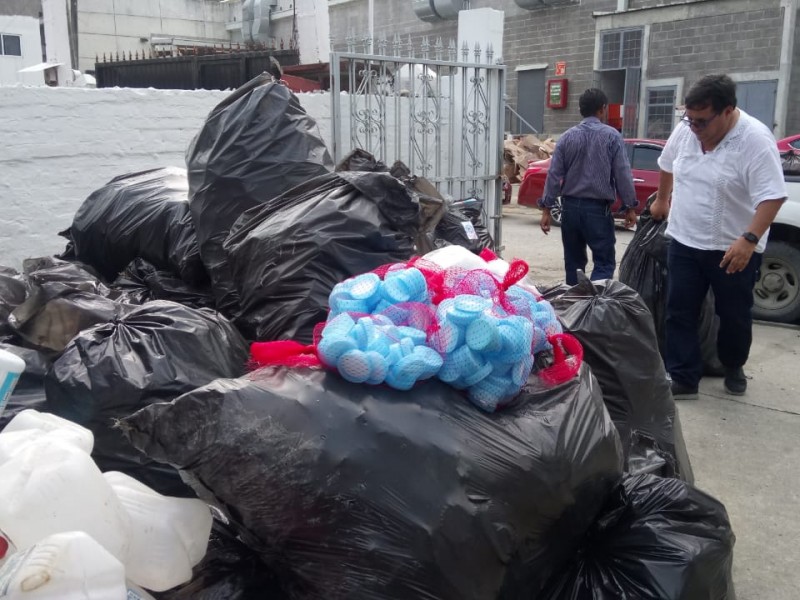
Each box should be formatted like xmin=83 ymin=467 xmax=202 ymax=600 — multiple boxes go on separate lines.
xmin=545 ymin=276 xmax=693 ymax=481
xmin=121 ymin=364 xmax=623 ymax=599
xmin=45 ymin=300 xmax=249 ymax=496
xmin=540 ymin=473 xmax=736 ymax=599
xmin=225 ymin=171 xmax=423 ymax=343
xmin=186 ymin=75 xmax=334 ymax=314
xmin=60 ymin=167 xmax=207 ymax=285
xmin=618 ymin=208 xmax=723 ymax=376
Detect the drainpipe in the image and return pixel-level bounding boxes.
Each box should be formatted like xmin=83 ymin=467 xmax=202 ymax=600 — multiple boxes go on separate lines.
xmin=776 ymin=0 xmax=797 ymax=137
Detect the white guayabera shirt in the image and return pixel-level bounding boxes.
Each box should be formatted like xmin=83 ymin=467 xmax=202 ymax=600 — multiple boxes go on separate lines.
xmin=658 ymin=109 xmax=787 ymax=254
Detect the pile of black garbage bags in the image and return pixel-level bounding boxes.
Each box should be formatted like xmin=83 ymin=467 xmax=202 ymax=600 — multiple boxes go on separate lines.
xmin=0 ymin=75 xmax=735 ymax=599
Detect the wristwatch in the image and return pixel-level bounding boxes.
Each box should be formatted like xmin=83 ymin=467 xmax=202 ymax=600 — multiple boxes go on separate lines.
xmin=742 ymin=232 xmax=759 ymax=244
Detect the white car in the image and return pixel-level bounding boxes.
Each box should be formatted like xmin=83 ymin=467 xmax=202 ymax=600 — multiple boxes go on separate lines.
xmin=755 ymin=175 xmax=800 ymax=322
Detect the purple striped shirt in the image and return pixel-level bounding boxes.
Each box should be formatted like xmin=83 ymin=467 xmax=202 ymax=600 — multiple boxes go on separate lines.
xmin=542 ymin=117 xmax=637 ymax=209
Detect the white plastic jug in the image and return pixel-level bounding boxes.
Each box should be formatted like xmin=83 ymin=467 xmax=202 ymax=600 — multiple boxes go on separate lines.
xmin=0 ymin=349 xmax=25 ymax=420
xmin=0 ymin=410 xmax=94 ymax=463
xmin=0 ymin=438 xmax=130 ymax=564
xmin=0 ymin=531 xmax=127 ymax=599
xmin=104 ymin=471 xmax=212 ymax=592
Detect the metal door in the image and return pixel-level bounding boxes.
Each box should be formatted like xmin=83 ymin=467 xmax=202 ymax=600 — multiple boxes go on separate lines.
xmin=737 ymin=80 xmax=777 ymax=131
xmin=516 ymin=68 xmax=545 ymax=134
xmin=331 ymin=36 xmax=507 ymax=247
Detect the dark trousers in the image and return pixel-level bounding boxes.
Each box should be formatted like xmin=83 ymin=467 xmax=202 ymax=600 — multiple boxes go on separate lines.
xmin=560 ymin=197 xmax=616 ymax=286
xmin=665 ymin=240 xmax=762 ymax=387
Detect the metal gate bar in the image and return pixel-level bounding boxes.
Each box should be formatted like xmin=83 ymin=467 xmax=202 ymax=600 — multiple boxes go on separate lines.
xmin=331 ymin=35 xmax=506 ymax=248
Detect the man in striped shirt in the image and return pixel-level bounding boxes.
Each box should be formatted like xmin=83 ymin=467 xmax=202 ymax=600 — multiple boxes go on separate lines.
xmin=541 ymin=88 xmax=637 ymax=285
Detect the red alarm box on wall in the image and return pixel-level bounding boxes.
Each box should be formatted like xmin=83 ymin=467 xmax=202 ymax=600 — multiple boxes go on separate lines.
xmin=546 ymin=78 xmax=568 ymax=109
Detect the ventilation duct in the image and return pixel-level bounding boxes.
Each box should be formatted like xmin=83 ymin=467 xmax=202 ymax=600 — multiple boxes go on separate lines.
xmin=242 ymin=0 xmax=277 ymax=42
xmin=412 ymin=0 xmax=469 ymax=22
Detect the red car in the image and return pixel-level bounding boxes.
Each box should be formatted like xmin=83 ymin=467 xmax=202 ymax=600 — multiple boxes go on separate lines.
xmin=777 ymin=133 xmax=800 ymax=153
xmin=517 ymin=138 xmax=666 ymax=225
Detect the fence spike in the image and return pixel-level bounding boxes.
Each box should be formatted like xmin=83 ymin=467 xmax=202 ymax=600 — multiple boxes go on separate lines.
xmin=346 ymin=30 xmax=356 ymax=53
xmin=407 ymin=34 xmax=413 ymax=59
xmin=421 ymin=35 xmax=430 ymax=60
xmin=135 ymin=50 xmax=139 ymax=60
xmin=448 ymin=38 xmax=456 ymax=61
xmin=486 ymin=42 xmax=494 ymax=64
xmin=461 ymin=41 xmax=469 ymax=62
xmin=434 ymin=37 xmax=444 ymax=61
xmin=474 ymin=42 xmax=481 ymax=63
xmin=280 ymin=38 xmax=284 ymax=49
xmin=392 ymin=33 xmax=402 ymax=57
xmin=115 ymin=50 xmax=119 ymax=61
xmin=378 ymin=34 xmax=388 ymax=56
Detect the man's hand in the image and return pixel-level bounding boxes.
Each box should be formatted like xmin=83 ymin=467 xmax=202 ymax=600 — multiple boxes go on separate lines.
xmin=720 ymin=237 xmax=756 ymax=274
xmin=540 ymin=209 xmax=551 ymax=235
xmin=623 ymin=208 xmax=637 ymax=229
xmin=649 ymin=198 xmax=670 ymax=221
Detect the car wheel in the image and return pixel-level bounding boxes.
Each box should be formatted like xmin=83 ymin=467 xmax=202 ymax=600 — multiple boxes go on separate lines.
xmin=753 ymin=240 xmax=800 ymax=323
xmin=550 ymin=198 xmax=563 ymax=227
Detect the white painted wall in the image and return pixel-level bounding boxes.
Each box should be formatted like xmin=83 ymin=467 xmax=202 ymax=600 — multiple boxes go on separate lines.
xmin=0 ymin=16 xmax=44 ymax=86
xmin=77 ymin=0 xmax=234 ymax=72
xmin=0 ymin=85 xmax=333 ymax=270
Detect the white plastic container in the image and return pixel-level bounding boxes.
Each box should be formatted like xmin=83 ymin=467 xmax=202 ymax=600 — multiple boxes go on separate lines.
xmin=0 ymin=438 xmax=130 ymax=564
xmin=0 ymin=410 xmax=94 ymax=463
xmin=0 ymin=349 xmax=25 ymax=420
xmin=0 ymin=531 xmax=127 ymax=599
xmin=104 ymin=471 xmax=212 ymax=592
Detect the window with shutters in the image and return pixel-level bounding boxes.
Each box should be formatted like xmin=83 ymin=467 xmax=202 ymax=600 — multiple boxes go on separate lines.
xmin=599 ymin=28 xmax=643 ymax=70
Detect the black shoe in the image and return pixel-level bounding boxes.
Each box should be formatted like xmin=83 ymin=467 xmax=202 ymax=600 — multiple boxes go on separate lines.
xmin=670 ymin=380 xmax=699 ymax=400
xmin=724 ymin=367 xmax=747 ymax=396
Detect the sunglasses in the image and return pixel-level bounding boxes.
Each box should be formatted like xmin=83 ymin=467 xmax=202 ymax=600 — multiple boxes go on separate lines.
xmin=680 ymin=111 xmax=720 ymax=130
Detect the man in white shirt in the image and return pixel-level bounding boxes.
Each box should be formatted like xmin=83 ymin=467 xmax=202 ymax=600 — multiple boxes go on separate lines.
xmin=651 ymin=74 xmax=787 ymax=399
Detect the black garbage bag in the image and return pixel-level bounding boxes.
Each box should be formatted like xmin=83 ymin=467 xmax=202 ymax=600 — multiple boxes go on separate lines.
xmin=186 ymin=75 xmax=333 ymax=314
xmin=120 ymin=364 xmax=623 ymax=600
xmin=110 ymin=258 xmax=215 ymax=309
xmin=434 ymin=200 xmax=494 ymax=253
xmin=60 ymin=167 xmax=207 ymax=285
xmin=619 ymin=209 xmax=723 ymax=376
xmin=156 ymin=517 xmax=283 ymax=600
xmin=45 ymin=300 xmax=249 ymax=496
xmin=781 ymin=149 xmax=800 ymax=175
xmin=540 ymin=473 xmax=736 ymax=599
xmin=545 ymin=276 xmax=693 ymax=482
xmin=8 ymin=258 xmax=125 ymax=356
xmin=0 ymin=342 xmax=51 ymax=379
xmin=0 ymin=379 xmax=48 ymax=431
xmin=225 ymin=171 xmax=421 ymax=343
xmin=0 ymin=267 xmax=27 ymax=338
xmin=335 ymin=148 xmax=389 ymax=172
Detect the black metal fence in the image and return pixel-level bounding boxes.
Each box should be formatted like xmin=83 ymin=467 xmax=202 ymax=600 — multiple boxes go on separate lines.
xmin=95 ymin=49 xmax=300 ymax=90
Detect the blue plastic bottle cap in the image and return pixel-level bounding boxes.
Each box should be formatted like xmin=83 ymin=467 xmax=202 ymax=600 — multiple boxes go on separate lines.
xmin=462 ymin=362 xmax=493 ymax=387
xmin=437 ymin=354 xmax=462 ymax=383
xmin=350 ymin=273 xmax=381 ymax=301
xmin=371 ymin=314 xmax=394 ymax=327
xmin=366 ymin=334 xmax=391 ymax=356
xmin=446 ymin=306 xmax=479 ymax=327
xmin=436 ymin=298 xmax=457 ymax=319
xmin=496 ymin=322 xmax=529 ymax=362
xmin=382 ymin=303 xmax=411 ymax=326
xmin=330 ymin=296 xmax=369 ymax=316
xmin=381 ymin=275 xmax=412 ymax=303
xmin=351 ymin=322 xmax=368 ymax=350
xmin=400 ymin=337 xmax=415 ymax=356
xmin=466 ymin=315 xmax=501 ymax=352
xmin=469 ymin=375 xmax=509 ymax=412
xmin=337 ymin=349 xmax=372 ymax=383
xmin=386 ymin=343 xmax=404 ymax=365
xmin=400 ymin=268 xmax=428 ymax=301
xmin=511 ymin=355 xmax=535 ymax=387
xmin=317 ymin=335 xmax=358 ymax=366
xmin=397 ymin=326 xmax=427 ymax=346
xmin=452 ymin=345 xmax=483 ymax=375
xmin=453 ymin=295 xmax=492 ymax=314
xmin=365 ymin=350 xmax=389 ymax=385
xmin=412 ymin=345 xmax=444 ymax=378
xmin=323 ymin=313 xmax=356 ymax=339
xmin=429 ymin=321 xmax=461 ymax=354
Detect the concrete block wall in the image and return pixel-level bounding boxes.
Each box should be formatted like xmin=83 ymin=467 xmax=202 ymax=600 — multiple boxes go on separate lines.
xmin=648 ymin=6 xmax=783 ymax=80
xmin=0 ymin=86 xmax=334 ymax=270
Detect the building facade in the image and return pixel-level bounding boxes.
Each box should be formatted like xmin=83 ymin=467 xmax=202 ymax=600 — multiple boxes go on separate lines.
xmin=0 ymin=1 xmax=45 ymax=86
xmin=326 ymin=0 xmax=800 ymax=138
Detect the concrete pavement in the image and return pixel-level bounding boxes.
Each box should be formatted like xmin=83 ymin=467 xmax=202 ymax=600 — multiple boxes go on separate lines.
xmin=500 ymin=200 xmax=800 ymax=600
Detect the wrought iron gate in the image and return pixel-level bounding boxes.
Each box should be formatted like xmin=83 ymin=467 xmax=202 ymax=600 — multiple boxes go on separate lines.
xmin=330 ymin=36 xmax=507 ymax=248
